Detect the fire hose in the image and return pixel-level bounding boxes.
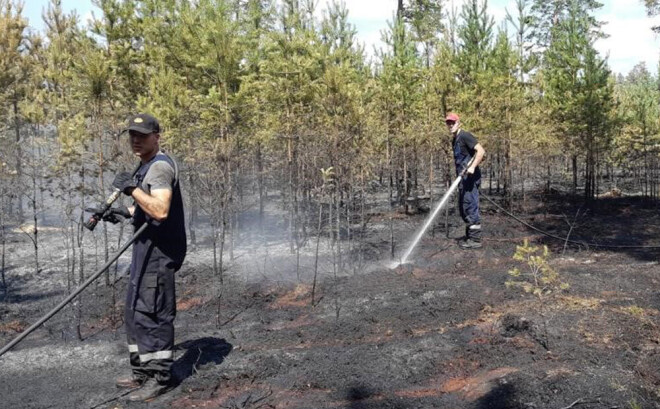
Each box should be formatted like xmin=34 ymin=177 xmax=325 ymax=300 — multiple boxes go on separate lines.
xmin=0 ymin=164 xmax=146 ymax=358
xmin=1 ymin=154 xmax=181 ymax=357
xmin=0 ymin=222 xmax=147 ymax=357
xmin=399 ymin=157 xmax=476 ymax=265
xmin=481 ymin=194 xmax=660 ymax=250
xmin=82 ymin=163 xmax=141 ymax=231
xmin=398 ymin=163 xmax=660 ymax=263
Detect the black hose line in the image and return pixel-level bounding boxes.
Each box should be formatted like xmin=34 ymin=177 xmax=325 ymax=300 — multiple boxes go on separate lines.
xmin=481 ymin=194 xmax=660 ymax=250
xmin=2 ymin=154 xmax=179 ymax=358
xmin=0 ymin=222 xmax=149 ymax=358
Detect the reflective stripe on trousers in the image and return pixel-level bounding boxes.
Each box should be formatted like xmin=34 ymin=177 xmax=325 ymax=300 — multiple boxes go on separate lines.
xmin=140 ymin=350 xmax=174 ymax=362
xmin=125 ymin=263 xmax=176 ymax=384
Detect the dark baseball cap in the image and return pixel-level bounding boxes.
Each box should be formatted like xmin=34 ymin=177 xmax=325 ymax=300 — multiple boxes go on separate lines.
xmin=123 ymin=113 xmax=160 ymax=134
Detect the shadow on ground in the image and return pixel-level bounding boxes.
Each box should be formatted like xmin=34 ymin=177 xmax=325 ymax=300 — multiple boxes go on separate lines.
xmin=0 ymin=289 xmax=65 ymax=304
xmin=171 ymin=337 xmax=232 ymax=385
xmin=345 ymin=384 xmax=408 ymax=409
xmin=476 ymin=383 xmax=519 ymax=409
xmin=482 ymin=192 xmax=660 ymax=262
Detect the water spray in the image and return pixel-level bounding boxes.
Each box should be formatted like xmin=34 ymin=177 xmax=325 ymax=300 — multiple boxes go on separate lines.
xmin=393 ymin=157 xmax=475 ymax=268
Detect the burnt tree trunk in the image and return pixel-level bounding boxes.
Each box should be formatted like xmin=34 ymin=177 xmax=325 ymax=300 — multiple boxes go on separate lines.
xmin=13 ymin=98 xmax=23 ymax=222
xmin=572 ymin=154 xmax=578 ymax=196
xmin=1 ymin=207 xmax=5 ymax=296
xmin=257 ymin=143 xmax=265 ymax=228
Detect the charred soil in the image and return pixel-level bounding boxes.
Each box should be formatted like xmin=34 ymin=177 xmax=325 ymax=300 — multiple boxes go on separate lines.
xmin=1 ymin=193 xmax=660 ymax=409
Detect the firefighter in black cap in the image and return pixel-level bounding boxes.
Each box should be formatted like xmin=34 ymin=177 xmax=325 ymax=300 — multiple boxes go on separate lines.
xmin=105 ymin=113 xmax=187 ymax=401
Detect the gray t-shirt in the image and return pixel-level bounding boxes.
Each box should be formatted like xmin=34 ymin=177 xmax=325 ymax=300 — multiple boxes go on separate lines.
xmin=142 ymin=152 xmax=175 ymax=194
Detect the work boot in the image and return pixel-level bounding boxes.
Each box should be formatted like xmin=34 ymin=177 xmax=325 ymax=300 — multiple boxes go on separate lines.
xmin=459 ymin=238 xmax=482 ymax=249
xmin=126 ymin=378 xmax=170 ymax=402
xmin=468 ymin=224 xmax=482 ymax=240
xmin=115 ymin=374 xmax=146 ymax=389
xmin=459 ymin=224 xmax=482 ymax=249
xmin=455 ymin=225 xmax=469 ymax=243
xmin=463 ymin=225 xmax=470 ymax=241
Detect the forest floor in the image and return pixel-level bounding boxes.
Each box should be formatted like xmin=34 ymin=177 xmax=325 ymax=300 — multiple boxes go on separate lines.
xmin=1 ymin=191 xmax=660 ymax=409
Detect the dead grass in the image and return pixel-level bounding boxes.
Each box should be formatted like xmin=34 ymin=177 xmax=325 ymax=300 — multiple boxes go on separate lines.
xmin=12 ymin=224 xmax=63 ymax=234
xmin=270 ymin=284 xmax=313 ymax=309
xmin=544 ymin=366 xmax=577 ymax=379
xmin=0 ymin=320 xmax=26 ymax=333
xmin=556 ymin=295 xmax=603 ymax=311
xmin=395 ymin=367 xmax=519 ymax=401
xmin=409 ymin=326 xmax=447 ymax=337
xmin=577 ymin=318 xmax=615 ymax=347
xmin=454 ymin=305 xmax=503 ymax=330
xmin=267 ymin=314 xmax=316 ymax=331
xmin=442 ymin=367 xmax=519 ymax=400
xmin=620 ymin=305 xmax=657 ymax=318
xmin=177 ymin=296 xmax=206 ymax=311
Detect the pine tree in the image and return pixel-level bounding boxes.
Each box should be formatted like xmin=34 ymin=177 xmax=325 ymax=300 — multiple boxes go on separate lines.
xmin=530 ymin=0 xmax=604 ymax=50
xmin=505 ymin=0 xmax=537 ymax=83
xmin=239 ymin=0 xmax=325 ymax=253
xmin=579 ymin=46 xmax=614 ymax=199
xmin=91 ymin=0 xmax=147 ymax=112
xmin=456 ymin=0 xmax=494 ymax=84
xmin=317 ymin=1 xmax=370 ymax=272
xmin=642 ymin=0 xmax=660 ymax=17
xmin=234 ymin=0 xmax=274 ymax=226
xmin=42 ymin=0 xmax=92 ymax=340
xmin=401 ymin=0 xmax=444 ymax=68
xmin=542 ymin=0 xmax=613 ymax=199
xmin=451 ymin=0 xmax=497 ymax=146
xmin=615 ymin=63 xmax=660 ymax=197
xmin=486 ymin=30 xmax=520 ymax=199
xmin=378 ymin=14 xmax=423 ymax=214
xmin=0 ymin=0 xmax=29 ymax=220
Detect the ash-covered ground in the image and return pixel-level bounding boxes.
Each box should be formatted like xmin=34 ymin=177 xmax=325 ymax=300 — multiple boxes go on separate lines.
xmin=1 ymin=192 xmax=660 ymax=409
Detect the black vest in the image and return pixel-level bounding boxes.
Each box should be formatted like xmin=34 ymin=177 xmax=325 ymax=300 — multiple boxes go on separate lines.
xmin=130 ymin=153 xmax=187 ymax=279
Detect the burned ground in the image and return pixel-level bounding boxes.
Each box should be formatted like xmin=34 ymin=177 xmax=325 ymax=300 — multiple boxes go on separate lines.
xmin=1 ymin=193 xmax=660 ymax=409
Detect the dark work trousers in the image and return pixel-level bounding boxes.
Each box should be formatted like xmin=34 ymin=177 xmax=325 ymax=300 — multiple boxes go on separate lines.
xmin=453 ymin=132 xmax=482 ymax=242
xmin=125 ymin=260 xmax=177 ymax=385
xmin=458 ymin=174 xmax=482 ymax=242
xmin=458 ymin=174 xmax=481 ymax=226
